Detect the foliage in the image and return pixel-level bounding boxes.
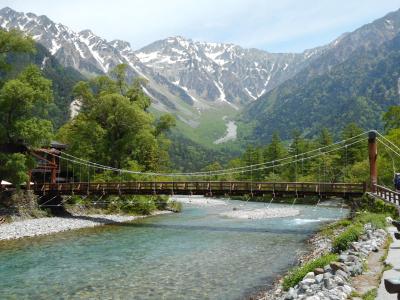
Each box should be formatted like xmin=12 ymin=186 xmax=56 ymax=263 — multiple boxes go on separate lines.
xmin=362 ymin=288 xmax=377 ymax=300
xmin=332 ymin=224 xmax=364 ymax=253
xmin=320 ymin=219 xmax=352 ymax=237
xmin=0 ymin=30 xmax=54 ymax=186
xmin=282 ymin=253 xmax=338 ymax=290
xmin=167 ymin=201 xmax=183 ymax=213
xmin=58 ymin=64 xmax=175 ymax=173
xmin=5 ymin=42 xmax=85 ymax=128
xmin=357 ymin=195 xmax=398 ymax=219
xmin=353 ymin=212 xmax=388 ymax=229
xmin=0 ymin=29 xmax=35 ymax=73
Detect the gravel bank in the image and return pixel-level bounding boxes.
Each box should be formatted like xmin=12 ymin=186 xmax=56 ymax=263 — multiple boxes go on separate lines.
xmin=173 ymin=196 xmax=227 ymax=206
xmin=0 ymin=211 xmax=171 ymax=241
xmin=221 ymin=207 xmax=300 ymax=219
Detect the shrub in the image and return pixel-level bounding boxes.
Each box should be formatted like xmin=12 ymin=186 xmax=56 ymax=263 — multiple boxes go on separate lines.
xmin=354 ymin=212 xmax=387 ymax=229
xmin=320 ymin=219 xmax=352 ymax=237
xmin=332 ymin=224 xmax=363 ymax=253
xmin=282 ymin=253 xmax=338 ymax=290
xmin=167 ymin=200 xmax=182 ymax=212
xmin=357 ymin=195 xmax=398 ymax=218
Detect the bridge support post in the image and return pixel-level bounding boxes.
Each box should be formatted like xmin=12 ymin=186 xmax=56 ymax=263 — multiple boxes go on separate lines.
xmin=368 ymin=131 xmax=378 ymax=192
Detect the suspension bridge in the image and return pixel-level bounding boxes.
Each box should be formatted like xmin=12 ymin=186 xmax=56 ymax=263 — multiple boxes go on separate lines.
xmin=1 ymin=130 xmax=400 ymax=207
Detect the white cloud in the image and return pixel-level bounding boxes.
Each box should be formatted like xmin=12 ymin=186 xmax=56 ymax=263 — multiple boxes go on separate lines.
xmin=0 ymin=0 xmax=399 ymax=52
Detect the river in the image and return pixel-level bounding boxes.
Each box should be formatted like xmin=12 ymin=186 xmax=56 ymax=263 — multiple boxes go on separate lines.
xmin=0 ymin=197 xmax=347 ymax=299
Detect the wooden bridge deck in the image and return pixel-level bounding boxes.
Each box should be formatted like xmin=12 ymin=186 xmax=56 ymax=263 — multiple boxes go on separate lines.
xmin=32 ymin=181 xmax=367 ymax=198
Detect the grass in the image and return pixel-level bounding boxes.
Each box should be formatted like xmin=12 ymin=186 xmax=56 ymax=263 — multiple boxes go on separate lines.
xmin=362 ymin=288 xmax=377 ymax=300
xmin=320 ymin=219 xmax=352 ymax=237
xmin=332 ymin=224 xmax=364 ymax=253
xmin=353 ymin=212 xmax=388 ymax=229
xmin=282 ymin=253 xmax=338 ymax=290
xmin=380 ymin=235 xmax=393 ymax=263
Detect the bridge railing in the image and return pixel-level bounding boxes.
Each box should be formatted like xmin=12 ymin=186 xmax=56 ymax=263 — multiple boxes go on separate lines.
xmin=374 ymin=184 xmax=400 ymax=205
xmin=34 ymin=181 xmax=366 ymax=196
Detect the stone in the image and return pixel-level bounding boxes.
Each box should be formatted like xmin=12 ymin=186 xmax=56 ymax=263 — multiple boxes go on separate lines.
xmin=315 ymin=274 xmax=324 ymax=284
xmin=285 ymin=287 xmax=297 ymax=300
xmin=330 ymin=262 xmax=348 ymax=273
xmin=323 ymin=265 xmax=332 ymax=273
xmin=304 ymin=272 xmax=316 ymax=280
xmin=335 ymin=269 xmax=349 ymax=280
xmin=314 ymin=268 xmax=324 ymax=275
xmin=305 ymin=296 xmax=320 ymax=300
xmin=341 ymin=284 xmax=352 ymax=294
xmin=302 ymin=278 xmax=316 ymax=285
xmin=324 ymin=278 xmax=334 ymax=289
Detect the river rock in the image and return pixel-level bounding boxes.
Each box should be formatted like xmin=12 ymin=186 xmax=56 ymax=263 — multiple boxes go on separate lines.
xmin=335 ymin=269 xmax=349 ymax=280
xmin=285 ymin=287 xmax=297 ymax=300
xmin=315 ymin=274 xmax=324 ymax=284
xmin=323 ymin=265 xmax=332 ymax=273
xmin=304 ymin=272 xmax=315 ymax=280
xmin=302 ymin=278 xmax=316 ymax=285
xmin=330 ymin=262 xmax=347 ymax=273
xmin=314 ymin=268 xmax=324 ymax=275
xmin=323 ymin=278 xmax=333 ymax=289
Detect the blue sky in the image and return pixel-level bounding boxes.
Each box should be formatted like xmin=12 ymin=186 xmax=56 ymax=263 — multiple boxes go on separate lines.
xmin=1 ymin=0 xmax=399 ymax=52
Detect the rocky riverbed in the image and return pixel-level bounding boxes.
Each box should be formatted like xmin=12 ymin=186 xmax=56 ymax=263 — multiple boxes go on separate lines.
xmin=258 ymin=224 xmax=387 ymax=300
xmin=0 ymin=211 xmax=171 ymax=241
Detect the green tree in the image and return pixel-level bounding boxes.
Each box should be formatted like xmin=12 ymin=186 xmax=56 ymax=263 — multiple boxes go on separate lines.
xmin=0 ymin=30 xmax=53 ymax=185
xmin=263 ymin=132 xmax=288 ymax=178
xmin=318 ymin=128 xmax=333 ymax=146
xmin=383 ymin=106 xmax=400 ymax=133
xmin=58 ymin=64 xmax=175 ymax=176
xmin=0 ymin=29 xmax=35 ymax=72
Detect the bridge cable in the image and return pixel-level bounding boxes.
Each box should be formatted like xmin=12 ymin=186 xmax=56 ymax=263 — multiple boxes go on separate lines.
xmin=51 ymin=137 xmax=366 ymax=178
xmin=56 ymin=131 xmax=369 ymax=177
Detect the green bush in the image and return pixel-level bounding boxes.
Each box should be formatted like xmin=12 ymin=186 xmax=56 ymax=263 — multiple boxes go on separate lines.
xmin=354 ymin=212 xmax=387 ymax=229
xmin=282 ymin=253 xmax=338 ymax=290
xmin=167 ymin=200 xmax=182 ymax=212
xmin=357 ymin=195 xmax=398 ymax=218
xmin=320 ymin=219 xmax=352 ymax=237
xmin=106 ymin=196 xmax=157 ymax=215
xmin=154 ymin=195 xmax=169 ymax=210
xmin=332 ymin=224 xmax=363 ymax=253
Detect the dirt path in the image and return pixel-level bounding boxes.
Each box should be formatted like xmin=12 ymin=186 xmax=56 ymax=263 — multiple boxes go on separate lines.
xmin=351 ymin=245 xmax=385 ymax=298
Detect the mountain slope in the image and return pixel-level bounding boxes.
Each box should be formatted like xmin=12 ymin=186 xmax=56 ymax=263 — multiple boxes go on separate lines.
xmin=240 ymin=8 xmax=400 ymax=142
xmin=241 ymin=35 xmax=400 ymax=142
xmin=136 ymin=36 xmax=320 ymax=105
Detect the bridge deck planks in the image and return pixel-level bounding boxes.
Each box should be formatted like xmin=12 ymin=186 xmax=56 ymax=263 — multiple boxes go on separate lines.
xmin=31 ymin=181 xmax=366 ymax=197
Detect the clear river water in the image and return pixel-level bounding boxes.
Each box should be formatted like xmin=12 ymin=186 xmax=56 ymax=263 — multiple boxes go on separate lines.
xmin=0 ymin=197 xmax=347 ymax=300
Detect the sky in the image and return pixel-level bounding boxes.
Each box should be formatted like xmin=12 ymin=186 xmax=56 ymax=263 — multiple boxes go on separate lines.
xmin=0 ymin=0 xmax=399 ymax=52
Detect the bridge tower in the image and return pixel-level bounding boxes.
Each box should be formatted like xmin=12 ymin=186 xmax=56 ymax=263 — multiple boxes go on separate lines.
xmin=368 ymin=131 xmax=378 ymax=192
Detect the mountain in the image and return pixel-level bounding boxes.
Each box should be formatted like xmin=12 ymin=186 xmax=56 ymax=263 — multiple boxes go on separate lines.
xmin=240 ymin=8 xmax=400 ymax=143
xmin=0 ymin=6 xmax=335 ymax=148
xmin=135 ymin=36 xmax=321 ymax=105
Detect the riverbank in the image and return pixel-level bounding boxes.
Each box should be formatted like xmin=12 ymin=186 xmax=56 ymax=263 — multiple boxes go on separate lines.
xmin=255 ymin=213 xmax=390 ymax=300
xmin=0 ymin=211 xmax=171 ymax=241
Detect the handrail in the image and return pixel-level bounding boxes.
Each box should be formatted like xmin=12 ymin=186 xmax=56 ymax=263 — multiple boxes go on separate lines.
xmin=373 ymin=184 xmax=400 ymax=205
